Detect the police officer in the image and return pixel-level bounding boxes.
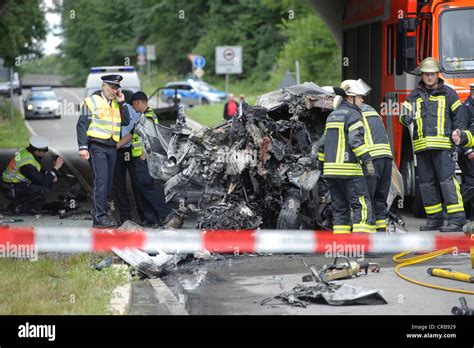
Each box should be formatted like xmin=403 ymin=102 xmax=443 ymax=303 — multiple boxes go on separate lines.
xmin=318 ymin=79 xmax=376 ymax=234
xmin=76 ymin=74 xmax=130 ymax=228
xmin=1 ymin=135 xmax=64 ymax=213
xmin=452 ymin=83 xmax=474 ymax=220
xmin=129 ymin=91 xmax=183 ymax=228
xmin=114 ymin=95 xmax=144 ymax=225
xmin=400 ymin=57 xmax=465 ymax=232
xmin=360 ymin=100 xmax=393 ymax=232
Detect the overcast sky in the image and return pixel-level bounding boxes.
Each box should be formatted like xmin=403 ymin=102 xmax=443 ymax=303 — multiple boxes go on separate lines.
xmin=42 ymin=0 xmax=62 ymax=55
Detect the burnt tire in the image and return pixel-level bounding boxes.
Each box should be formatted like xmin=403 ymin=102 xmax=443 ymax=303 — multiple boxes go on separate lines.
xmin=276 ymin=196 xmax=302 ymax=229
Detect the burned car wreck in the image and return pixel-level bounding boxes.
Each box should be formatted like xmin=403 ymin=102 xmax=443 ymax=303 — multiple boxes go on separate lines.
xmin=136 ymin=82 xmax=404 ymax=231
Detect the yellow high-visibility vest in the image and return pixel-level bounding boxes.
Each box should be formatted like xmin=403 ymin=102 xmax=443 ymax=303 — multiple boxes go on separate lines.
xmin=84 ymin=94 xmax=121 ymax=142
xmin=131 ymin=108 xmax=158 ymax=157
xmin=2 ymin=149 xmax=41 ymax=184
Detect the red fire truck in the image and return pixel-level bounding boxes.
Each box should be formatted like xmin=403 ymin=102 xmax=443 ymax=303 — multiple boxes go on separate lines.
xmin=312 ymin=0 xmax=474 ymax=215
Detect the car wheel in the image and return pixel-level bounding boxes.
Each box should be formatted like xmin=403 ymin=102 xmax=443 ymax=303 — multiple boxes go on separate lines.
xmin=201 ymin=98 xmax=209 ymax=105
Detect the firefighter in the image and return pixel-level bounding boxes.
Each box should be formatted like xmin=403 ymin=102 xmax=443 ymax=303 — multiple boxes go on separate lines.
xmin=129 ymin=91 xmax=184 ymax=228
xmin=1 ymin=135 xmax=64 ymax=213
xmin=360 ymin=101 xmax=393 ymax=232
xmin=399 ymin=57 xmax=465 ymax=232
xmin=76 ymin=74 xmax=130 ymax=228
xmin=451 ymin=83 xmax=474 ymax=220
xmin=317 ymin=79 xmax=376 ymax=234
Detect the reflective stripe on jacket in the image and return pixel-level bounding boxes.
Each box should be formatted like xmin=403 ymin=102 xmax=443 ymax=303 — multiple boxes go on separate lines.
xmin=131 ymin=108 xmax=159 ymax=157
xmin=359 ymin=103 xmax=393 ymax=159
xmin=2 ymin=149 xmax=41 ymax=184
xmin=399 ymin=79 xmax=462 ymax=153
xmin=317 ymin=100 xmax=371 ymax=178
xmin=84 ymin=94 xmax=121 ymax=142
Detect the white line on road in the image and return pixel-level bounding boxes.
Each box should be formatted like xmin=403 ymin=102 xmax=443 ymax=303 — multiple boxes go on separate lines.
xmin=149 ymin=278 xmax=189 ymax=315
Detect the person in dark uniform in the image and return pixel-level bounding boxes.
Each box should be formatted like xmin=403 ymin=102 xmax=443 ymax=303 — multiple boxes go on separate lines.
xmin=113 ymin=96 xmax=144 ymax=225
xmin=452 ymin=83 xmax=474 ymax=220
xmin=400 ymin=57 xmax=465 ymax=232
xmin=76 ymin=74 xmax=130 ymax=228
xmin=360 ymin=101 xmax=393 ymax=232
xmin=128 ymin=91 xmax=183 ymax=228
xmin=2 ymin=135 xmax=64 ymax=213
xmin=317 ymin=79 xmax=376 ymax=234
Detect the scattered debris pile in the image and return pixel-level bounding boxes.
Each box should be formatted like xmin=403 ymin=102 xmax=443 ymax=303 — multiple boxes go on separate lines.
xmin=262 ymin=260 xmax=387 ymax=307
xmin=138 ymin=82 xmax=335 ymax=230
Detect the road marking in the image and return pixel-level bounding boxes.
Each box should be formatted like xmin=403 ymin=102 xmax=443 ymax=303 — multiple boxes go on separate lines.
xmin=57 ymin=87 xmax=84 ymax=104
xmin=148 ymin=278 xmax=189 ymax=315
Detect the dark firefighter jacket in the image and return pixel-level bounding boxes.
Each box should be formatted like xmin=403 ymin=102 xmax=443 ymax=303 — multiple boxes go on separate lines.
xmin=399 ymin=78 xmax=462 ymax=153
xmin=317 ymin=100 xmax=371 ymax=178
xmin=359 ymin=103 xmax=393 ymax=159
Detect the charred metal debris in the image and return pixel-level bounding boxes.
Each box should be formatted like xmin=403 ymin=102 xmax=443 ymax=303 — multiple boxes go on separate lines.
xmin=137 ymin=82 xmax=404 ymax=231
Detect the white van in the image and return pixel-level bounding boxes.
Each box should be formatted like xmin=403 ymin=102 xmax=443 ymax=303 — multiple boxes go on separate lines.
xmin=85 ymin=66 xmax=141 ymax=101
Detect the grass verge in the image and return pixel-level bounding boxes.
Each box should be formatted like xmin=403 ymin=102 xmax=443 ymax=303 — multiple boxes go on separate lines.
xmin=186 ymin=96 xmax=257 ymax=128
xmin=0 ymin=100 xmax=30 ymax=148
xmin=0 ymin=253 xmax=129 ymax=314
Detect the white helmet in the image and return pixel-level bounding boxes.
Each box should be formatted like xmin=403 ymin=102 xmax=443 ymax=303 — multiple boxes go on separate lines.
xmin=29 ymin=135 xmax=49 ymax=150
xmin=340 ymin=79 xmax=371 ymax=97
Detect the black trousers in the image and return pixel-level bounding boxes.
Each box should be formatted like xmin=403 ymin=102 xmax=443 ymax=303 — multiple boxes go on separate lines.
xmin=416 ymin=150 xmax=465 ymax=225
xmin=457 ymin=151 xmax=474 ymax=219
xmin=327 ymin=176 xmax=374 ymax=234
xmin=6 ymin=183 xmax=50 ymax=213
xmin=113 ymin=147 xmax=144 ymax=222
xmin=88 ymin=142 xmax=117 ymax=223
xmin=132 ymin=156 xmax=173 ymax=224
xmin=365 ymin=157 xmax=392 ymax=231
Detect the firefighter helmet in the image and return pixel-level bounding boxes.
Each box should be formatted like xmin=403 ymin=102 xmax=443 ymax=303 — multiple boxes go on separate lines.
xmin=419 ymin=57 xmax=440 ymax=73
xmin=340 ymin=79 xmax=371 ymax=96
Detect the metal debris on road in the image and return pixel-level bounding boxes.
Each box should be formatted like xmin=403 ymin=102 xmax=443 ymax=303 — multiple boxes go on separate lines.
xmin=263 ymin=259 xmax=387 ymax=307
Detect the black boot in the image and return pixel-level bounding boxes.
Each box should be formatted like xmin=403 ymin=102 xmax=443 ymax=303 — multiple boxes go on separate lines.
xmin=439 ymin=223 xmax=463 ymax=233
xmin=419 ymin=221 xmax=443 ymax=231
xmin=93 ymin=217 xmax=118 ymax=228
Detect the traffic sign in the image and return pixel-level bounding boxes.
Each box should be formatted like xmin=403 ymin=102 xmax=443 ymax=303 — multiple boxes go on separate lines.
xmin=215 ymin=46 xmax=242 ymax=74
xmin=136 ymin=45 xmax=146 ymax=56
xmin=146 ymin=45 xmax=156 ymax=61
xmin=193 ymin=56 xmax=206 ymax=69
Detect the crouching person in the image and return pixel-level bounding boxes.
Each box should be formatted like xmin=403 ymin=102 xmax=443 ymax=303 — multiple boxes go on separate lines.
xmin=1 ymin=135 xmax=64 ymax=214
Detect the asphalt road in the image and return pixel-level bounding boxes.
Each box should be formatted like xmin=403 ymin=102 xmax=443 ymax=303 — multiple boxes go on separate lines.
xmin=7 ymin=87 xmax=474 ymax=316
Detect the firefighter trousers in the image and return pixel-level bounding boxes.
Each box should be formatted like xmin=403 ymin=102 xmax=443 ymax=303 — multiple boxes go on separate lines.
xmin=416 ymin=150 xmax=465 ymax=225
xmin=457 ymin=151 xmax=474 ymax=220
xmin=365 ymin=157 xmax=392 ymax=231
xmin=327 ymin=176 xmax=375 ymax=234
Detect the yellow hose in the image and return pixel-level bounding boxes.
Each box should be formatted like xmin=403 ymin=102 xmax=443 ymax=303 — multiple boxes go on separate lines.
xmin=393 ymin=247 xmax=474 ymax=295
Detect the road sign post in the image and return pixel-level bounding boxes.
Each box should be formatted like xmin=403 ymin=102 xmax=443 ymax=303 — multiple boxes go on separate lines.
xmin=215 ymin=46 xmax=242 ymax=95
xmin=146 ymin=45 xmax=156 ymax=86
xmin=192 ymin=56 xmax=206 ymax=106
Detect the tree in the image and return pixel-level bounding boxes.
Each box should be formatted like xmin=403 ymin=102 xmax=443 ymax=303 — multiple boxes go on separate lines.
xmin=0 ymin=0 xmax=47 ymax=67
xmin=271 ymin=11 xmax=341 ymax=87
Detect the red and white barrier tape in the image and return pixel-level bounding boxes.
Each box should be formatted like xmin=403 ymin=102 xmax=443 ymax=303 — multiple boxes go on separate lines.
xmin=0 ymin=227 xmax=471 ymax=254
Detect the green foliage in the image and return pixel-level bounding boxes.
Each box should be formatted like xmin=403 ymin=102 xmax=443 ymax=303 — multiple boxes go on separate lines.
xmin=59 ymin=0 xmax=341 ymax=89
xmin=271 ymin=12 xmax=341 ymax=87
xmin=0 ymin=101 xmax=29 ymax=149
xmin=19 ymin=54 xmax=64 ymax=75
xmin=0 ymin=0 xmax=47 ymax=67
